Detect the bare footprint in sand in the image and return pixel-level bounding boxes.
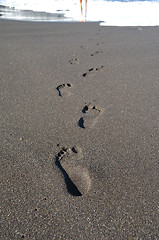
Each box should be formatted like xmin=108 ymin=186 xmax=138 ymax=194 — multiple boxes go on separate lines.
xmin=79 ymin=104 xmax=103 ymax=128
xmin=82 ymin=65 xmax=103 ymax=77
xmin=137 ymin=27 xmax=143 ymax=31
xmin=91 ymin=51 xmax=104 ymax=57
xmin=80 ymin=45 xmax=87 ymax=49
xmin=68 ymin=58 xmax=79 ymax=65
xmin=56 ymin=146 xmax=91 ymax=196
xmin=56 ymin=83 xmax=72 ymax=97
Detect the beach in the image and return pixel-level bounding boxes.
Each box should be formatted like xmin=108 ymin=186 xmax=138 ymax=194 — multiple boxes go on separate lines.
xmin=0 ymin=20 xmax=159 ymax=239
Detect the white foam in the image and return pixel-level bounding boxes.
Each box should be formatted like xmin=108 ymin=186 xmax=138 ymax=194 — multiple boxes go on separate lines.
xmin=99 ymin=1 xmax=159 ymax=26
xmin=1 ymin=0 xmax=159 ymax=26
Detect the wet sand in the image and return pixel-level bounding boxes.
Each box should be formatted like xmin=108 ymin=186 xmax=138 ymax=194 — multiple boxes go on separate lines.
xmin=0 ymin=20 xmax=159 ymax=239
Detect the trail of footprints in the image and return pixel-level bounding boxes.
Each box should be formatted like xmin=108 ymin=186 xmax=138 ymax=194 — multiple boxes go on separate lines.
xmin=56 ymin=46 xmax=104 ymax=196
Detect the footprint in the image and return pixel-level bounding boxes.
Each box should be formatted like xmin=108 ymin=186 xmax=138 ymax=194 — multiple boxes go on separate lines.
xmin=137 ymin=27 xmax=143 ymax=31
xmin=82 ymin=65 xmax=103 ymax=77
xmin=79 ymin=104 xmax=103 ymax=128
xmin=68 ymin=58 xmax=79 ymax=64
xmin=56 ymin=146 xmax=91 ymax=196
xmin=80 ymin=45 xmax=87 ymax=49
xmin=56 ymin=83 xmax=72 ymax=97
xmin=90 ymin=51 xmax=104 ymax=56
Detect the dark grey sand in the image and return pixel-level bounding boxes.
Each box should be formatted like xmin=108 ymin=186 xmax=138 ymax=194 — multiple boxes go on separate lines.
xmin=0 ymin=20 xmax=159 ymax=239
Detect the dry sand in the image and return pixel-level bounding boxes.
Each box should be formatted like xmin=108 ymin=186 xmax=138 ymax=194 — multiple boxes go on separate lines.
xmin=0 ymin=20 xmax=159 ymax=239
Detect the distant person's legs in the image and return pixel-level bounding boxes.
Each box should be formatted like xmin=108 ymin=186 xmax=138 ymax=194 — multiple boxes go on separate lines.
xmin=80 ymin=0 xmax=87 ymax=20
xmin=80 ymin=0 xmax=83 ymax=16
xmin=85 ymin=0 xmax=87 ymax=19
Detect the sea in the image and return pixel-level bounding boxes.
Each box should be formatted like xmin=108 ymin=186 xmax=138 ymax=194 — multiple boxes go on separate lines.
xmin=0 ymin=0 xmax=159 ymax=26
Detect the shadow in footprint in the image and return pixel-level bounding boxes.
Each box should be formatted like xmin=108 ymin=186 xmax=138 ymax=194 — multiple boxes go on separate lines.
xmin=78 ymin=117 xmax=85 ymax=128
xmin=56 ymin=159 xmax=82 ymax=196
xmin=56 ymin=83 xmax=72 ymax=97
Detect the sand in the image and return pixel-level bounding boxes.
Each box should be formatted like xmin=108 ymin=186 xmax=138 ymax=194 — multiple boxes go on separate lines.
xmin=0 ymin=20 xmax=159 ymax=239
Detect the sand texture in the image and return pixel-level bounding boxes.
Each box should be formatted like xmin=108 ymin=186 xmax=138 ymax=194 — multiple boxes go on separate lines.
xmin=0 ymin=21 xmax=159 ymax=239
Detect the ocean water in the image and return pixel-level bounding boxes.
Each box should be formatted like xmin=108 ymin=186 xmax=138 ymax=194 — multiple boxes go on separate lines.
xmin=0 ymin=0 xmax=159 ymax=26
